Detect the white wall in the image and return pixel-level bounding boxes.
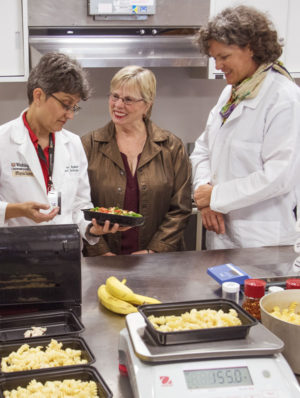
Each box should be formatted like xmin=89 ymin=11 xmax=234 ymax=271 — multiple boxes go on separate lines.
xmin=0 ymin=67 xmax=225 ymax=146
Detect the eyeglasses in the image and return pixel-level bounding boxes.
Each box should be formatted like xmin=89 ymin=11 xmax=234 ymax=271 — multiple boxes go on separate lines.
xmin=50 ymin=94 xmax=81 ymax=114
xmin=109 ymin=93 xmax=144 ymax=106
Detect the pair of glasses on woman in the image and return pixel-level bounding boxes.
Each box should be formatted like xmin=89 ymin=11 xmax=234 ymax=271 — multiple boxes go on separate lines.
xmin=109 ymin=93 xmax=145 ymax=106
xmin=50 ymin=94 xmax=81 ymax=114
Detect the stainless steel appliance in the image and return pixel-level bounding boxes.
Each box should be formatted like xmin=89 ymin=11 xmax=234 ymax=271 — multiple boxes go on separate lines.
xmin=28 ymin=0 xmax=209 ymax=68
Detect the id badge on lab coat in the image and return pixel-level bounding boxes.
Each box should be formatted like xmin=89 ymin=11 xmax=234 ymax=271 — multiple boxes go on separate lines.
xmin=48 ymin=189 xmax=61 ymax=215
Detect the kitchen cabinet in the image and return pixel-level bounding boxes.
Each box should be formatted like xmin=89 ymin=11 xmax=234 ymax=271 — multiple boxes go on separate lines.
xmin=285 ymin=0 xmax=300 ymax=78
xmin=0 ymin=0 xmax=28 ymax=82
xmin=209 ymin=0 xmax=299 ymax=78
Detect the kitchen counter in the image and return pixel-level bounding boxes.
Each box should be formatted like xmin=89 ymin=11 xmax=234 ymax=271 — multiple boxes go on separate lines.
xmin=81 ymin=246 xmax=298 ymax=397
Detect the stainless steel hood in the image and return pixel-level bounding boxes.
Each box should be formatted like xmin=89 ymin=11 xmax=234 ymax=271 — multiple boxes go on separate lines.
xmin=29 ymin=28 xmax=207 ymax=68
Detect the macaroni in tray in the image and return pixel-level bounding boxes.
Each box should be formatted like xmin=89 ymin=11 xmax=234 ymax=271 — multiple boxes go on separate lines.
xmin=148 ymin=307 xmax=242 ymax=332
xmin=138 ymin=299 xmax=257 ymax=345
xmin=1 ymin=339 xmax=87 ymax=372
xmin=3 ymin=379 xmax=99 ymax=398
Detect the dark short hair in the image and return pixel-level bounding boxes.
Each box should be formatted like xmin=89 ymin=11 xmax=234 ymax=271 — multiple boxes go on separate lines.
xmin=197 ymin=5 xmax=282 ymax=65
xmin=27 ymin=52 xmax=91 ymax=104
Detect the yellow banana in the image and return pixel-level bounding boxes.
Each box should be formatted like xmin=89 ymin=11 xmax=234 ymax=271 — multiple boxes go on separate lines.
xmin=105 ymin=276 xmax=161 ymax=305
xmin=97 ymin=284 xmax=137 ymax=315
xmin=128 ymin=293 xmax=161 ymax=306
xmin=106 ymin=276 xmax=136 ymax=302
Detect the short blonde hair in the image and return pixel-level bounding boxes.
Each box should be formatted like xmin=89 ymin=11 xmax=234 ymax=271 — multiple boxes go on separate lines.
xmin=110 ymin=65 xmax=156 ymax=118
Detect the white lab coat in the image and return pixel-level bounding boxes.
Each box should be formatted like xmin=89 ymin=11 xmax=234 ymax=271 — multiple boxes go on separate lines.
xmin=0 ymin=110 xmax=97 ymax=243
xmin=190 ymin=70 xmax=300 ymax=249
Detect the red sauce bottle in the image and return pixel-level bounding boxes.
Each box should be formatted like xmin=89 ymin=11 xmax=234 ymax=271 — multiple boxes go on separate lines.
xmin=286 ymin=278 xmax=300 ymax=289
xmin=242 ymin=279 xmax=266 ymax=320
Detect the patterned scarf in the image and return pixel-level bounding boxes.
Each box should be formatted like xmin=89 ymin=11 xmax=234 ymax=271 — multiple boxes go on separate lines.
xmin=220 ymin=61 xmax=294 ymax=123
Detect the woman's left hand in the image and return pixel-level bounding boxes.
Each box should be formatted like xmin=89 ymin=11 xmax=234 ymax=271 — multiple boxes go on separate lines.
xmin=131 ymin=249 xmax=155 ymax=255
xmin=200 ymin=207 xmax=225 ymax=234
xmin=89 ymin=219 xmax=131 ymax=236
xmin=194 ymin=184 xmax=213 ymax=210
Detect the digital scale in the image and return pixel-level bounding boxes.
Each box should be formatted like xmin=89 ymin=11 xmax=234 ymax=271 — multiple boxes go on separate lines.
xmin=118 ymin=313 xmax=300 ymax=398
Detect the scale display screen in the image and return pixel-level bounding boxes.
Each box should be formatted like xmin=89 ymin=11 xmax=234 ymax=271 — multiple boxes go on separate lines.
xmin=184 ymin=366 xmax=253 ymax=389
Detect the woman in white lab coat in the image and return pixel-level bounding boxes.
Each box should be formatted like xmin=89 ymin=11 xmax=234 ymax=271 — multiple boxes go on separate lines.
xmin=190 ymin=6 xmax=300 ymax=250
xmin=0 ymin=52 xmax=122 ymax=241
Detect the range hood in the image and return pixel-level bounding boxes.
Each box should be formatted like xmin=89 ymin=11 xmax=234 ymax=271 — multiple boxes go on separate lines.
xmin=29 ymin=27 xmax=207 ymax=68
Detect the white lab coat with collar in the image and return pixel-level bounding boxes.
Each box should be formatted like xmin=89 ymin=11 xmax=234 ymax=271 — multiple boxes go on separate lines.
xmin=190 ymin=69 xmax=300 ymax=250
xmin=0 ymin=110 xmax=97 ymax=243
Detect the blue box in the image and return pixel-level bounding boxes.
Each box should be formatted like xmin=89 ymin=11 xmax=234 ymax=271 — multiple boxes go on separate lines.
xmin=207 ymin=263 xmax=251 ymax=285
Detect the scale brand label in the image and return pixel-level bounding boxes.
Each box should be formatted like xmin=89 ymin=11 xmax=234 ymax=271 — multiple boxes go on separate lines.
xmin=159 ymin=376 xmax=173 ymax=386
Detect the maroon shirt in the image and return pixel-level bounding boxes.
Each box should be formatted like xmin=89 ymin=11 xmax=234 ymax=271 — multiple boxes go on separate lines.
xmin=120 ymin=153 xmax=141 ymax=254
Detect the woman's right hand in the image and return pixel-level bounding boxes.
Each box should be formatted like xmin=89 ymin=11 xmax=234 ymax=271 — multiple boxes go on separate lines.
xmin=200 ymin=207 xmax=225 ymax=234
xmin=5 ymin=202 xmax=59 ymax=223
xmin=102 ymin=252 xmax=116 ymax=256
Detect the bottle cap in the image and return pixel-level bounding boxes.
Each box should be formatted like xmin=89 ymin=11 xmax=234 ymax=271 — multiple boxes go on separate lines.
xmin=268 ymin=286 xmax=284 ymax=293
xmin=286 ymin=278 xmax=300 ymax=289
xmin=222 ymin=281 xmax=240 ymax=293
xmin=244 ymin=279 xmax=266 ymax=298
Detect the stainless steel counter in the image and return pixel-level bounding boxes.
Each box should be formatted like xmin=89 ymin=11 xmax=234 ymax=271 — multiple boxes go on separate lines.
xmin=80 ymin=246 xmax=298 ymax=397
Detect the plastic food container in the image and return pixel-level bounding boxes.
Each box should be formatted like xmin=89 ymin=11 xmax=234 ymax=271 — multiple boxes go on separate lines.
xmin=0 ymin=335 xmax=95 ymax=375
xmin=0 ymin=366 xmax=113 ymax=398
xmin=82 ymin=208 xmax=144 ymax=227
xmin=0 ymin=310 xmax=85 ymax=342
xmin=260 ymin=289 xmax=300 ymax=374
xmin=138 ymin=299 xmax=257 ymax=346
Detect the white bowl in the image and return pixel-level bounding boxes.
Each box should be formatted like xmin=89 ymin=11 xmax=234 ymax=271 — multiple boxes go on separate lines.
xmin=260 ymin=289 xmax=300 ymax=374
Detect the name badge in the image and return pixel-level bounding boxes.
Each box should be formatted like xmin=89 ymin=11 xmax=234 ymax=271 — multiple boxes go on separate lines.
xmin=47 ymin=189 xmax=61 ymax=215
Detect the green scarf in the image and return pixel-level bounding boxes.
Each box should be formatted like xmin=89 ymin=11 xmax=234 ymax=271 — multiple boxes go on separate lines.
xmin=220 ymin=61 xmax=294 ymax=123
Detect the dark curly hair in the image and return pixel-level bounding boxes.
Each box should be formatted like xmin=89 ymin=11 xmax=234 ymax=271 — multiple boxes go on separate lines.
xmin=27 ymin=52 xmax=91 ymax=104
xmin=196 ymin=5 xmax=282 ymax=65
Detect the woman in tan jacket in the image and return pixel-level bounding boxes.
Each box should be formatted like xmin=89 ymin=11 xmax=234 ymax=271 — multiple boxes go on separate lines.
xmin=81 ymin=65 xmax=192 ymax=256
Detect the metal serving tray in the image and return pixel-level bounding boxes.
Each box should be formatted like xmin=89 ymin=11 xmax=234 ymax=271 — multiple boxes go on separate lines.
xmin=0 ymin=310 xmax=84 ymax=342
xmin=0 ymin=335 xmax=95 ymax=375
xmin=138 ymin=299 xmax=257 ymax=346
xmin=0 ymin=365 xmax=113 ymax=398
xmin=82 ymin=208 xmax=144 ymax=227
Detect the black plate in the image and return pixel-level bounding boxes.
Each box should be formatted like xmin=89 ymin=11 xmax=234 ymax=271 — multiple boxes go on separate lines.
xmin=0 ymin=366 xmax=113 ymax=398
xmin=0 ymin=335 xmax=95 ymax=375
xmin=82 ymin=208 xmax=144 ymax=227
xmin=138 ymin=299 xmax=258 ymax=346
xmin=0 ymin=310 xmax=84 ymax=342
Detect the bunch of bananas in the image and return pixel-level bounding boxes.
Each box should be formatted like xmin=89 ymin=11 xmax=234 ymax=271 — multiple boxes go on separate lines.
xmin=98 ymin=276 xmax=161 ymax=315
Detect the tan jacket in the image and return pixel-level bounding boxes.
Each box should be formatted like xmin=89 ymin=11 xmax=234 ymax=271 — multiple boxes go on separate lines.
xmin=81 ymin=119 xmax=192 ymax=255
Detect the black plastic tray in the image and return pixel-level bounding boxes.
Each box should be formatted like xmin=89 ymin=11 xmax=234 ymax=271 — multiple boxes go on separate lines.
xmin=82 ymin=208 xmax=144 ymax=227
xmin=0 ymin=335 xmax=95 ymax=375
xmin=0 ymin=310 xmax=84 ymax=342
xmin=138 ymin=299 xmax=258 ymax=346
xmin=0 ymin=365 xmax=113 ymax=398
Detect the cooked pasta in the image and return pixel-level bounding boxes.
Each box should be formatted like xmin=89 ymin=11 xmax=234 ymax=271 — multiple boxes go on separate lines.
xmin=269 ymin=301 xmax=300 ymax=325
xmin=1 ymin=339 xmax=87 ymax=372
xmin=3 ymin=379 xmax=99 ymax=397
xmin=24 ymin=326 xmax=47 ymax=338
xmin=148 ymin=307 xmax=242 ymax=332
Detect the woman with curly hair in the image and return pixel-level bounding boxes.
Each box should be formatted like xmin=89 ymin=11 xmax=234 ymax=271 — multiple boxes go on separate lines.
xmin=190 ymin=5 xmax=300 ymax=249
